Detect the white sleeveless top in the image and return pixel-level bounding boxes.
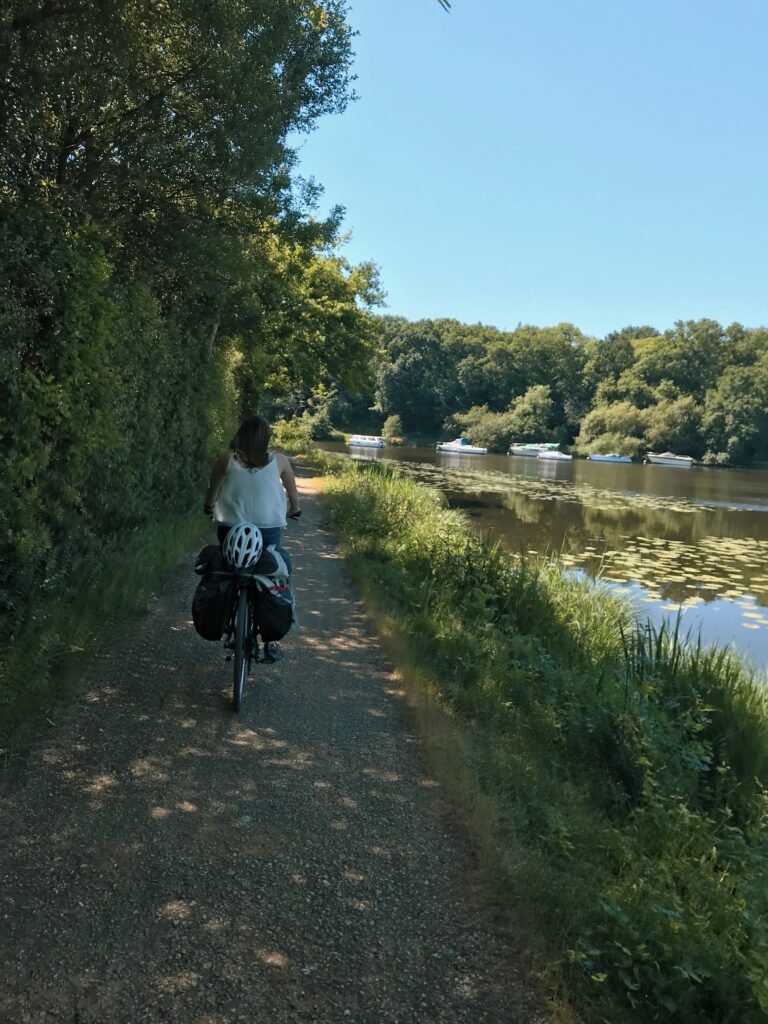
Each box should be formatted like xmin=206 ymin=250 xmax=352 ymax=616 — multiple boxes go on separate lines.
xmin=214 ymin=453 xmax=287 ymax=528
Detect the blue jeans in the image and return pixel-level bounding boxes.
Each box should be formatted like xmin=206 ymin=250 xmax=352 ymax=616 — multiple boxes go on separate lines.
xmin=217 ymin=524 xmax=292 ymax=576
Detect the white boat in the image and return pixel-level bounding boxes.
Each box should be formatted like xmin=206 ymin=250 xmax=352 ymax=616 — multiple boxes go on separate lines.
xmin=537 ymin=450 xmax=572 ymax=462
xmin=587 ymin=453 xmax=632 ymax=463
xmin=347 ymin=434 xmax=385 ymax=448
xmin=436 ymin=437 xmax=487 ymax=455
xmin=509 ymin=442 xmax=560 ymax=457
xmin=645 ymin=451 xmax=695 ymax=467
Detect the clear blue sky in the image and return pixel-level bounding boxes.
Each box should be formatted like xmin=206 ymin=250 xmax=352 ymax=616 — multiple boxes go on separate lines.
xmin=293 ymin=0 xmax=768 ymax=338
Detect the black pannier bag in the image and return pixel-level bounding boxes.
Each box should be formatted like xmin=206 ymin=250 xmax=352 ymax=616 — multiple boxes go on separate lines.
xmin=249 ymin=546 xmax=296 ymax=643
xmin=255 ymin=580 xmax=295 ymax=642
xmin=192 ymin=546 xmax=236 ymax=641
xmin=192 ymin=544 xmax=295 ymax=643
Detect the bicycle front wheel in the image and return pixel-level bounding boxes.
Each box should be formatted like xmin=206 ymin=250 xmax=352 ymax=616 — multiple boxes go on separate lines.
xmin=232 ymin=587 xmax=250 ymax=712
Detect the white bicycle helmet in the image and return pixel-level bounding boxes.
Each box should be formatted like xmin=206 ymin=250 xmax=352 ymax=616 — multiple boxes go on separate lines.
xmin=223 ymin=522 xmax=263 ymax=569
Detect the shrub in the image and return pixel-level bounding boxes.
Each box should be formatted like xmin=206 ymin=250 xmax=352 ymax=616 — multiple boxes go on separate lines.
xmin=382 ymin=414 xmax=403 ymax=442
xmin=271 ymin=417 xmax=314 ymax=453
xmin=299 ymin=406 xmax=344 ymax=441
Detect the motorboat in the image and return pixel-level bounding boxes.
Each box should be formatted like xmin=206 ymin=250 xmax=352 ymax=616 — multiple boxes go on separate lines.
xmin=537 ymin=450 xmax=572 ymax=462
xmin=645 ymin=451 xmax=695 ymax=467
xmin=436 ymin=437 xmax=488 ymax=455
xmin=587 ymin=453 xmax=632 ymax=463
xmin=509 ymin=442 xmax=560 ymax=457
xmin=347 ymin=434 xmax=385 ymax=448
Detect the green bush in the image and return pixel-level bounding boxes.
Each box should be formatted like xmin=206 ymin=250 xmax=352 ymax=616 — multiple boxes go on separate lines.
xmin=444 ymin=405 xmax=518 ymax=451
xmin=382 ymin=414 xmax=403 ymax=441
xmin=299 ymin=406 xmax=343 ymax=441
xmin=271 ymin=417 xmax=314 ymax=453
xmin=0 ymin=1 xmax=380 ymax=733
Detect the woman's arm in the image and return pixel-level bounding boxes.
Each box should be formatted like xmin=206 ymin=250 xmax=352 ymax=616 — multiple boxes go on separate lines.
xmin=203 ymin=452 xmax=230 ymax=514
xmin=277 ymin=453 xmax=301 ymax=516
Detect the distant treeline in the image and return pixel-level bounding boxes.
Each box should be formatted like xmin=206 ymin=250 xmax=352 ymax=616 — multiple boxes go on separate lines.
xmin=0 ymin=1 xmax=379 ymax=656
xmin=313 ymin=316 xmax=768 ymax=465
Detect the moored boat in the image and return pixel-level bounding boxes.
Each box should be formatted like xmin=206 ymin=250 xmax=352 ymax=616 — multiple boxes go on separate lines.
xmin=537 ymin=450 xmax=573 ymax=462
xmin=509 ymin=442 xmax=560 ymax=457
xmin=645 ymin=451 xmax=695 ymax=467
xmin=436 ymin=437 xmax=488 ymax=455
xmin=347 ymin=434 xmax=385 ymax=448
xmin=587 ymin=453 xmax=632 ymax=463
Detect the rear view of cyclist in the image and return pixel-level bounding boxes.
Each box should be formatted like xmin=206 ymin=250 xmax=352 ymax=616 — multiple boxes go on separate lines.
xmin=203 ymin=415 xmax=300 ymax=658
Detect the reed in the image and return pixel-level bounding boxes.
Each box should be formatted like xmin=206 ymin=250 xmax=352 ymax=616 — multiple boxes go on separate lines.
xmin=317 ymin=453 xmax=768 ymax=1024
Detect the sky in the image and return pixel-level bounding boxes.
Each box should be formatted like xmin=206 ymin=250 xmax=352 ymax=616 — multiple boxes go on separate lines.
xmin=292 ymin=0 xmax=768 ymax=339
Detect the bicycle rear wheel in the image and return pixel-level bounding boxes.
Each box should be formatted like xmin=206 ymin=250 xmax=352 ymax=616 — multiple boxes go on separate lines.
xmin=232 ymin=586 xmax=250 ymax=711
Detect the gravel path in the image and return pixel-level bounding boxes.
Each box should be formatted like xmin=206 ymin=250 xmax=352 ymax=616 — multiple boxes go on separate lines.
xmin=0 ymin=473 xmax=549 ymax=1024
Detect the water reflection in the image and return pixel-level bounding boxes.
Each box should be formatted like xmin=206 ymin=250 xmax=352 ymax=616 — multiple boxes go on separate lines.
xmin=436 ymin=452 xmax=489 ymax=470
xmin=348 ymin=448 xmax=384 ymax=462
xmin=318 ymin=443 xmax=768 ymax=670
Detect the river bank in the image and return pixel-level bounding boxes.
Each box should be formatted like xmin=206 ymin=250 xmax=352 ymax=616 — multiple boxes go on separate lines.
xmin=319 ymin=441 xmax=768 ymax=672
xmin=316 ymin=452 xmax=768 ymax=1024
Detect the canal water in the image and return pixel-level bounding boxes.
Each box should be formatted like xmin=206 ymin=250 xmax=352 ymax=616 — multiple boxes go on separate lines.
xmin=318 ymin=443 xmax=768 ymax=673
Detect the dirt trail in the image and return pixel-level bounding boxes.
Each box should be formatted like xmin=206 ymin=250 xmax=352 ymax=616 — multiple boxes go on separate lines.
xmin=0 ymin=473 xmax=549 ymax=1024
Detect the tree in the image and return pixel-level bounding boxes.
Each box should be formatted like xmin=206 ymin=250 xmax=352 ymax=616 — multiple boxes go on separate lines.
xmin=0 ymin=1 xmax=369 ymax=654
xmin=702 ymin=360 xmax=768 ymax=465
xmin=374 ymin=318 xmax=474 ymax=432
xmin=507 ymin=384 xmax=557 ymax=442
xmin=382 ymin=415 xmax=403 ymax=442
xmin=645 ymin=397 xmax=704 ymax=458
xmin=630 ymin=321 xmax=725 ymax=403
xmin=445 ymin=406 xmax=517 ymax=452
xmin=581 ymin=325 xmax=656 ymax=405
xmin=509 ymin=323 xmax=588 ymax=428
xmin=1 ymin=1 xmax=354 ymax=220
xmin=575 ymin=401 xmax=648 ymax=458
xmin=456 ymin=336 xmax=523 ymax=411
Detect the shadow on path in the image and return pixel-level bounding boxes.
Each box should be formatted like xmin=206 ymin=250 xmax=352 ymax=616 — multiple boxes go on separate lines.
xmin=0 ymin=474 xmax=548 ymax=1024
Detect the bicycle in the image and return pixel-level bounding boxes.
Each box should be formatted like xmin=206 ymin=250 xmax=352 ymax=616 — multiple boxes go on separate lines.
xmin=224 ymin=569 xmax=255 ymax=712
xmin=223 ymin=512 xmax=300 ymax=712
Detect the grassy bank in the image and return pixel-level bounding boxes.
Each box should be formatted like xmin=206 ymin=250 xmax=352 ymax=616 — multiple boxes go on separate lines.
xmin=317 ymin=454 xmax=768 ymax=1024
xmin=1 ymin=514 xmax=207 ymax=761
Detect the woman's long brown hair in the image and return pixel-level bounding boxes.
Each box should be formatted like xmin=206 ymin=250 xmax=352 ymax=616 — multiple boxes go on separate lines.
xmin=230 ymin=415 xmax=272 ymax=468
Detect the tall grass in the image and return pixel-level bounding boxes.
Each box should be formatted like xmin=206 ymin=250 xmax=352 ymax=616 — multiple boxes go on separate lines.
xmin=1 ymin=513 xmax=207 ymax=759
xmin=317 ymin=454 xmax=768 ymax=1024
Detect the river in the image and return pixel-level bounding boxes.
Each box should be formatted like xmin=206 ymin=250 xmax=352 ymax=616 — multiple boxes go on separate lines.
xmin=317 ymin=443 xmax=768 ymax=673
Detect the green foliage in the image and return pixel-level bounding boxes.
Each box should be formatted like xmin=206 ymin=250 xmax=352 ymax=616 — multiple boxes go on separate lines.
xmin=506 ymin=383 xmax=557 ymax=441
xmin=0 ymin=1 xmax=382 ymax=717
xmin=446 ymin=385 xmax=559 ymax=451
xmin=320 ymin=458 xmax=768 ymax=1024
xmin=702 ymin=360 xmax=768 ymax=465
xmin=582 ymin=326 xmax=656 ymax=404
xmin=298 ymin=406 xmax=342 ymax=441
xmin=632 ymin=321 xmax=726 ymax=403
xmin=375 ymin=317 xmax=480 ymax=432
xmin=270 ymin=417 xmax=314 ymax=454
xmin=445 ymin=405 xmax=517 ymax=452
xmin=382 ymin=414 xmax=404 ymax=441
xmin=358 ymin=314 xmax=767 ymax=466
xmin=1 ymin=0 xmax=354 ymax=223
xmin=645 ymin=397 xmax=705 ymax=458
xmin=575 ymin=401 xmax=648 ymax=457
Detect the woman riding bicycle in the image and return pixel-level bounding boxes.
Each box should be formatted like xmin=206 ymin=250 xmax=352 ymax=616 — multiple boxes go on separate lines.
xmin=203 ymin=415 xmax=301 ymax=655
